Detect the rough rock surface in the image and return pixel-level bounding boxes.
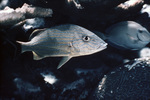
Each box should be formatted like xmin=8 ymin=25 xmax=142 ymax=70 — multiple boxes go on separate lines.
xmin=92 ymin=58 xmax=150 ymax=100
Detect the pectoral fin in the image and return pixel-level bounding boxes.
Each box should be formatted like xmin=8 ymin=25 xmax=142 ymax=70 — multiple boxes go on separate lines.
xmin=57 ymin=56 xmax=72 ymax=69
xmin=32 ymin=51 xmax=43 ymax=60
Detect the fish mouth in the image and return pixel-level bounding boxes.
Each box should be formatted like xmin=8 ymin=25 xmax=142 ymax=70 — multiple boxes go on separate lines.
xmin=97 ymin=43 xmax=107 ymax=50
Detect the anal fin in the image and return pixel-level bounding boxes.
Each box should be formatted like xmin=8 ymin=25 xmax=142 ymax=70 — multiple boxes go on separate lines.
xmin=57 ymin=56 xmax=72 ymax=69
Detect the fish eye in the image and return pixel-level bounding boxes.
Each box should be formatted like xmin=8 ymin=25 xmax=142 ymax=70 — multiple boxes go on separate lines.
xmin=138 ymin=29 xmax=143 ymax=33
xmin=83 ymin=36 xmax=90 ymax=42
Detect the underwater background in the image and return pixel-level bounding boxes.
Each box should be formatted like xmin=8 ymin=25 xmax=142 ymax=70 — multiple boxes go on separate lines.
xmin=0 ymin=0 xmax=150 ymax=100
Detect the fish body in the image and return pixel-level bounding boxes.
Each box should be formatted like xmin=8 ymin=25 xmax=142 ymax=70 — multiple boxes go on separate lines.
xmin=95 ymin=21 xmax=150 ymax=50
xmin=17 ymin=24 xmax=107 ymax=68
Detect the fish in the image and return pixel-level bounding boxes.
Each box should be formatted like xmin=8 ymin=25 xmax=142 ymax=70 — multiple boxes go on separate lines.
xmin=94 ymin=21 xmax=150 ymax=50
xmin=17 ymin=24 xmax=107 ymax=69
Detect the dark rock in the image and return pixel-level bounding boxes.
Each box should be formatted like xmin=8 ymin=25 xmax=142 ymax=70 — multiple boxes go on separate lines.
xmin=28 ymin=0 xmax=144 ymax=31
xmin=91 ymin=57 xmax=150 ymax=100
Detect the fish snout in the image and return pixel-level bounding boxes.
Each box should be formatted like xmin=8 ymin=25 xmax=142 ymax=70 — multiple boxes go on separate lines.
xmin=98 ymin=42 xmax=107 ymax=50
xmin=137 ymin=29 xmax=150 ymax=42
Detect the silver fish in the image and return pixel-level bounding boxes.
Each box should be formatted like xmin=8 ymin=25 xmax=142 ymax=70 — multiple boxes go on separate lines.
xmin=17 ymin=24 xmax=107 ymax=69
xmin=95 ymin=21 xmax=150 ymax=50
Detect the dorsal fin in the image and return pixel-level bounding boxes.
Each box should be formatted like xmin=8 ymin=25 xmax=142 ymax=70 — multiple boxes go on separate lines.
xmin=29 ymin=29 xmax=46 ymax=40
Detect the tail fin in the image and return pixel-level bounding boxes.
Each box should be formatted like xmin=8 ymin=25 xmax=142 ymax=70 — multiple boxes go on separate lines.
xmin=16 ymin=41 xmax=31 ymax=53
xmin=93 ymin=31 xmax=107 ymax=40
